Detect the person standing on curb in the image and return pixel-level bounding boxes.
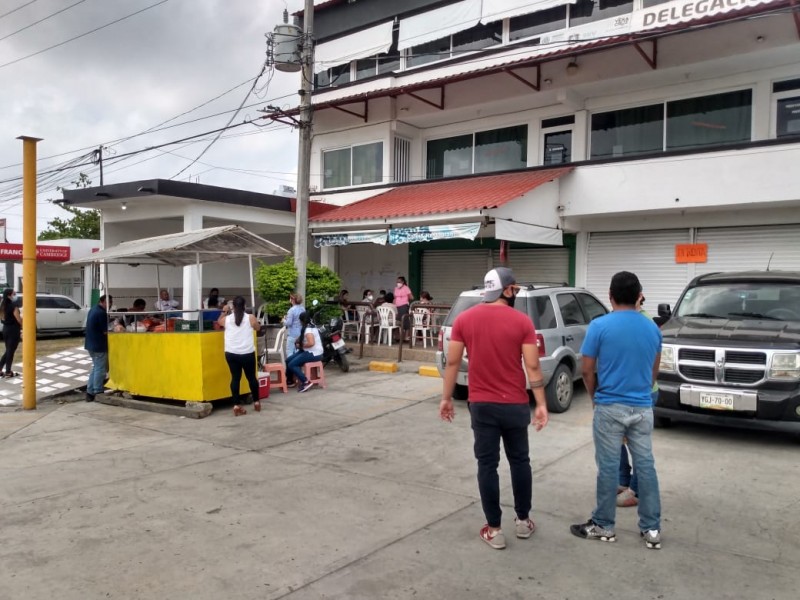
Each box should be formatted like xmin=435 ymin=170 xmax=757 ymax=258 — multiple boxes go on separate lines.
xmin=440 ymin=267 xmax=549 ymax=550
xmin=570 ymin=271 xmax=663 ymax=549
xmin=84 ymin=294 xmax=111 ymax=402
xmin=0 ymin=288 xmax=22 ymax=378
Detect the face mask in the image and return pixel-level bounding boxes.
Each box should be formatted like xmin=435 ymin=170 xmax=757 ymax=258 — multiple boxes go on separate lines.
xmin=396 ymin=283 xmax=402 ymax=288
xmin=502 ymin=290 xmax=517 ymax=308
xmin=367 ymin=295 xmax=374 ymax=301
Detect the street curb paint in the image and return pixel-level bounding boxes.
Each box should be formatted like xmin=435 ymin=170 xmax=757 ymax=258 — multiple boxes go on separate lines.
xmin=369 ymin=361 xmax=398 ymax=373
xmin=418 ymin=365 xmax=440 ymax=378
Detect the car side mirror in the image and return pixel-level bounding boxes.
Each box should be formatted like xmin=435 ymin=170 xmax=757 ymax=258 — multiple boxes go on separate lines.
xmin=657 ymin=303 xmax=671 ymax=318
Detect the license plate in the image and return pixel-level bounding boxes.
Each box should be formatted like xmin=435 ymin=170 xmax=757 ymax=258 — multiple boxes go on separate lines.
xmin=332 ymin=338 xmax=345 ymax=350
xmin=699 ymin=392 xmax=735 ymax=411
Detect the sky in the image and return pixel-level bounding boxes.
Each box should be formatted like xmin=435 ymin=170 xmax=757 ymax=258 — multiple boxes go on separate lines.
xmin=0 ymin=0 xmax=310 ymax=242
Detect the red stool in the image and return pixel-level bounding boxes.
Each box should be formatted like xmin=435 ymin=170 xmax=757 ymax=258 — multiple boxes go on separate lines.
xmin=264 ymin=363 xmax=288 ymax=393
xmin=302 ymin=361 xmax=326 ymax=389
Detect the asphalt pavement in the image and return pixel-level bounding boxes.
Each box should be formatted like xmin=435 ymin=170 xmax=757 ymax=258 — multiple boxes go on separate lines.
xmin=1 ymin=362 xmax=798 ymax=600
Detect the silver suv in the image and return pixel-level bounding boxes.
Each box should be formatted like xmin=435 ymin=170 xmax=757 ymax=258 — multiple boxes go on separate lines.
xmin=436 ymin=284 xmax=609 ymax=412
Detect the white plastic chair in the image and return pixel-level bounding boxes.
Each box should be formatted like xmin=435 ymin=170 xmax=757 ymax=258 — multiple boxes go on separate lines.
xmin=354 ymin=305 xmax=370 ymax=343
xmin=256 ymin=303 xmax=269 ymax=325
xmin=411 ymin=308 xmax=432 ymax=348
xmin=377 ymin=305 xmax=399 ymax=346
xmin=264 ymin=327 xmax=286 ymax=366
xmin=342 ymin=308 xmax=360 ymax=340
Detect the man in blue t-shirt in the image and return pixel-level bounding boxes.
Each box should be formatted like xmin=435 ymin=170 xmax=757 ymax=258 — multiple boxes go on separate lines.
xmin=84 ymin=294 xmax=111 ymax=402
xmin=570 ymin=271 xmax=663 ymax=549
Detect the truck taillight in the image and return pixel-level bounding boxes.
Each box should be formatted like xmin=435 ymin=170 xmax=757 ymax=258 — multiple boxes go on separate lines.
xmin=438 ymin=329 xmax=444 ymax=352
xmin=536 ymin=333 xmax=545 ymax=355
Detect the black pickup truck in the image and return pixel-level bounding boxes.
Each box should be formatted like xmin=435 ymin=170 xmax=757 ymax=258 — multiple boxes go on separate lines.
xmin=655 ymin=271 xmax=800 ymax=434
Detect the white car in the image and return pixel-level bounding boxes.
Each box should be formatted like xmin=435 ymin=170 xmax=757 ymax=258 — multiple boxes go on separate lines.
xmin=0 ymin=293 xmax=88 ymax=337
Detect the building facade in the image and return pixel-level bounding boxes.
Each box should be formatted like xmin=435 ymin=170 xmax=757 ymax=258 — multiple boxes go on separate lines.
xmin=304 ymin=0 xmax=800 ymax=307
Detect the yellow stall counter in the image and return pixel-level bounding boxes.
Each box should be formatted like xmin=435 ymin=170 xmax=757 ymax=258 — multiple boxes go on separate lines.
xmin=108 ymin=332 xmax=254 ymax=402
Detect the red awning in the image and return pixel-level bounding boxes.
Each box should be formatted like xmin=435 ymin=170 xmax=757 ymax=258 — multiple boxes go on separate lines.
xmin=311 ymin=167 xmax=572 ymax=224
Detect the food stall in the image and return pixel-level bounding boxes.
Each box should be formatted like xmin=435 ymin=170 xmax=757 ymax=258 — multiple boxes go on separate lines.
xmin=66 ymin=225 xmax=289 ymax=402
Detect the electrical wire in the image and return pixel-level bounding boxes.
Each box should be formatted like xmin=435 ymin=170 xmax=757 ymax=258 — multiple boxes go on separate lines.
xmin=0 ymin=0 xmax=170 ymax=70
xmin=0 ymin=0 xmax=39 ymax=21
xmin=0 ymin=0 xmax=88 ymax=43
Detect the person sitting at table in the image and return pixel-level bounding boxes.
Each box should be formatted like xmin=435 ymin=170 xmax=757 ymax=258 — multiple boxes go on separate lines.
xmin=203 ymin=296 xmax=223 ymax=327
xmin=285 ymin=311 xmax=324 ymax=393
xmin=155 ymin=289 xmax=179 ymax=312
xmin=203 ymin=287 xmax=225 ymax=309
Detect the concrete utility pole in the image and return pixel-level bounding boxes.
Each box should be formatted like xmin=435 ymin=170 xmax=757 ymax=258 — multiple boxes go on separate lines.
xmin=293 ymin=0 xmax=314 ymax=300
xmin=17 ymin=135 xmax=41 ymax=411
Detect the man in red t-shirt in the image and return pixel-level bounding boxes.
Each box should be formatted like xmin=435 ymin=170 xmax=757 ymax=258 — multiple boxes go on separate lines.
xmin=440 ymin=267 xmax=549 ymax=550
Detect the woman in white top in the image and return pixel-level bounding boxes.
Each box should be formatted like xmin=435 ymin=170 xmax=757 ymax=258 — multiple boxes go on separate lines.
xmin=218 ymin=296 xmax=261 ymax=416
xmin=285 ymin=311 xmax=323 ymax=393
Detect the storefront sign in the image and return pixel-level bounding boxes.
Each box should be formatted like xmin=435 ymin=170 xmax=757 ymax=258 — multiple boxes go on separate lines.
xmin=313 ymin=231 xmax=388 ymax=247
xmin=633 ymin=0 xmax=774 ymax=31
xmin=675 ymin=243 xmax=708 ymax=263
xmin=0 ymin=243 xmax=71 ymax=262
xmin=388 ymin=222 xmax=481 ymax=245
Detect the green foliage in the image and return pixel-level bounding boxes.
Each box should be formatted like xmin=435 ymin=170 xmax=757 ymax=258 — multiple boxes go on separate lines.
xmin=40 ymin=172 xmax=100 ymax=241
xmin=254 ymin=256 xmax=341 ymax=321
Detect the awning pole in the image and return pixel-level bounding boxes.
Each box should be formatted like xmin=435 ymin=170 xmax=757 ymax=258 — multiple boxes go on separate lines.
xmin=248 ymin=254 xmax=255 ymax=309
xmin=156 ymin=265 xmax=161 ymax=304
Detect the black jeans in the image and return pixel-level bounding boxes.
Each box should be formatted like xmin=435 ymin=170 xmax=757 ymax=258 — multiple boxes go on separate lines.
xmin=0 ymin=324 xmax=21 ymax=374
xmin=224 ymin=351 xmax=260 ymax=404
xmin=469 ymin=401 xmax=532 ymax=528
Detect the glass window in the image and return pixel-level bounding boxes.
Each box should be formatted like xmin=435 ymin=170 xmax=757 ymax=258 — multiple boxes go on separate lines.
xmin=474 ymin=125 xmax=527 ymax=173
xmin=352 ymin=142 xmax=383 ymax=185
xmin=591 ymin=104 xmax=664 ymax=159
xmin=776 ymin=96 xmax=800 ymax=138
xmin=323 ymin=148 xmax=351 ymax=189
xmin=557 ymin=293 xmax=587 ymax=326
xmin=542 ymin=115 xmax=575 ymax=129
xmin=329 ymin=63 xmax=351 ymax=86
xmin=407 ymin=36 xmax=450 ymax=69
xmin=666 ymin=90 xmax=752 ymax=151
xmin=534 ymin=296 xmax=558 ymax=330
xmin=452 ymin=22 xmax=502 ymax=55
xmin=314 ymin=70 xmax=331 ymax=89
xmin=543 ymin=130 xmax=572 ymax=165
xmin=355 ymin=58 xmax=377 ymax=81
xmin=36 ymin=297 xmax=59 ymax=309
xmin=510 ymin=6 xmax=567 ymax=42
xmin=426 ymin=134 xmax=473 ymax=179
xmin=576 ymin=293 xmax=607 ymax=321
xmin=773 ymin=78 xmax=800 ymax=93
xmin=377 ymin=52 xmax=400 ymax=75
xmin=570 ymin=0 xmax=633 ymax=26
xmin=54 ymin=297 xmax=79 ymax=309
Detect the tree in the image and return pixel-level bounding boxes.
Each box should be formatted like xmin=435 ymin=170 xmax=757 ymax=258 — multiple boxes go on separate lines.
xmin=254 ymin=256 xmax=341 ymax=321
xmin=39 ymin=172 xmax=100 ymax=241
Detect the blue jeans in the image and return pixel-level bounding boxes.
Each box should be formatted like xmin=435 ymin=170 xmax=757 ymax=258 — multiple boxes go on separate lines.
xmin=87 ymin=351 xmax=108 ymax=395
xmin=469 ymin=402 xmax=532 ymax=528
xmin=592 ymin=403 xmax=660 ymax=532
xmin=286 ymin=350 xmax=322 ymax=385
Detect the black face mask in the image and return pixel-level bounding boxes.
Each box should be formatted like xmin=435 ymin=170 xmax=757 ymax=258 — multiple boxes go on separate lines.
xmin=501 ymin=291 xmax=517 ymax=308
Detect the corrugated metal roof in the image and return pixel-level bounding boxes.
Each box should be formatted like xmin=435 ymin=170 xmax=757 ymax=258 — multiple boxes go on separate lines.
xmin=311 ymin=167 xmax=572 ymax=223
xmin=66 ymin=225 xmax=290 ymax=267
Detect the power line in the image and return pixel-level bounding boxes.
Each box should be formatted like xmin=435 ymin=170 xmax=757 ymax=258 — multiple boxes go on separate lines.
xmin=0 ymin=0 xmax=170 ymax=70
xmin=0 ymin=0 xmax=39 ymax=21
xmin=0 ymin=0 xmax=88 ymax=43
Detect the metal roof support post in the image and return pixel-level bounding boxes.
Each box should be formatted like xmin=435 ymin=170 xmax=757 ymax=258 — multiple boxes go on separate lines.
xmin=248 ymin=254 xmax=255 ymax=310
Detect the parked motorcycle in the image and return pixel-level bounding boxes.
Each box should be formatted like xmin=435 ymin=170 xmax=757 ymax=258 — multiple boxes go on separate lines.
xmin=311 ymin=302 xmax=349 ymax=372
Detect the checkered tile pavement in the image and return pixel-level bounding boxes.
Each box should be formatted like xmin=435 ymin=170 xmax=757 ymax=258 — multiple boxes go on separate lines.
xmin=0 ymin=348 xmax=90 ymax=407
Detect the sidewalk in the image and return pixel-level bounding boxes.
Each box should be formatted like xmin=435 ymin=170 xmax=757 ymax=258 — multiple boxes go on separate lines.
xmin=2 ymin=366 xmax=798 ymax=600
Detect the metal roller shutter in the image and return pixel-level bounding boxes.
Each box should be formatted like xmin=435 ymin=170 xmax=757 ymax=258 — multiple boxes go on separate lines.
xmin=491 ymin=248 xmax=569 ymax=285
xmin=586 ymin=230 xmax=691 ymax=310
xmin=422 ymin=249 xmax=492 ymax=304
xmin=696 ymin=224 xmax=800 ymax=273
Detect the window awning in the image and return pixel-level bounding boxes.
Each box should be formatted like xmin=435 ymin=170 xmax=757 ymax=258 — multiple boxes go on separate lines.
xmin=311 ymin=167 xmax=572 ymax=226
xmin=314 ymin=20 xmax=394 ymax=73
xmin=495 ymin=218 xmax=563 ymax=246
xmin=398 ymin=0 xmax=481 ymax=50
xmin=480 ymin=0 xmax=577 ymax=24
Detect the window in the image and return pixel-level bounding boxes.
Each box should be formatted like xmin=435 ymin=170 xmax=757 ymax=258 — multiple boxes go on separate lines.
xmin=452 ymin=21 xmax=502 ymax=55
xmin=576 ymin=293 xmax=607 ymax=321
xmin=543 ymin=130 xmax=572 ymax=165
xmin=776 ymin=96 xmax=800 ymax=137
xmin=510 ymin=6 xmax=567 ymax=42
xmin=323 ymin=142 xmax=383 ymax=189
xmin=569 ymin=0 xmax=633 ymax=27
xmin=591 ymin=104 xmax=664 ymax=159
xmin=666 ymin=90 xmax=751 ymax=150
xmin=394 ymin=137 xmax=411 ymax=183
xmin=407 ymin=36 xmax=451 ymax=69
xmin=426 ymin=125 xmax=527 ymax=179
xmin=557 ymin=293 xmax=586 ymax=326
xmin=534 ymin=296 xmax=558 ymax=330
xmin=53 ymin=297 xmax=80 ymax=310
xmin=36 ymin=297 xmax=59 ymax=309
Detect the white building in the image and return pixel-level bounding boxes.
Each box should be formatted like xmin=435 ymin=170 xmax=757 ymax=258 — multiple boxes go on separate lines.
xmin=303 ymin=0 xmax=800 ymax=307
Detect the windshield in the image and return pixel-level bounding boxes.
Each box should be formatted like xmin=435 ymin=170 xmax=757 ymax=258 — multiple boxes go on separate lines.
xmin=675 ymin=282 xmax=800 ymax=321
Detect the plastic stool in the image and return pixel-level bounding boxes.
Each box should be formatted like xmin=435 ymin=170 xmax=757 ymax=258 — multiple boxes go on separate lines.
xmin=264 ymin=362 xmax=288 ymax=393
xmin=302 ymin=361 xmax=326 ymax=389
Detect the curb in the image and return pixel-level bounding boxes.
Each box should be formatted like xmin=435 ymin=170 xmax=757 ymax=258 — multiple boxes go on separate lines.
xmin=418 ymin=365 xmax=441 ymax=378
xmin=97 ymin=394 xmax=213 ymax=418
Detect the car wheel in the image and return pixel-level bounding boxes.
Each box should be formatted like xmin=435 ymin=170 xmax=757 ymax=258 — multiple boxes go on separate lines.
xmin=452 ymin=383 xmax=469 ymax=401
xmin=545 ymin=363 xmax=573 ymax=413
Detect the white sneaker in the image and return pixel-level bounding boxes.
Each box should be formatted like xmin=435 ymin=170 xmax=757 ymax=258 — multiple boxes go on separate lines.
xmin=514 ymin=517 xmax=536 ymax=539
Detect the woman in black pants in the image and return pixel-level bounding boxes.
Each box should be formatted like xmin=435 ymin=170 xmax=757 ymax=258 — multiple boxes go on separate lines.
xmin=217 ymin=296 xmax=261 ymax=416
xmin=0 ymin=288 xmax=22 ymax=378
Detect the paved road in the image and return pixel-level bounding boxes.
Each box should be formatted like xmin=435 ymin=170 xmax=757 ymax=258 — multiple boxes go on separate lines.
xmin=1 ymin=365 xmax=798 ymax=599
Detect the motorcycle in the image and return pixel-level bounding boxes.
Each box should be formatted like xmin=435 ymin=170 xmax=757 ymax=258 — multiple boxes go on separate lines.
xmin=311 ymin=302 xmax=350 ymax=372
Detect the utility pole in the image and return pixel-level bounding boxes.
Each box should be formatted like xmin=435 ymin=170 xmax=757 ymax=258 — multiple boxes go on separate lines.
xmin=95 ymin=145 xmax=104 ymax=185
xmin=17 ymin=135 xmax=41 ymax=411
xmin=293 ymin=0 xmax=314 ymax=300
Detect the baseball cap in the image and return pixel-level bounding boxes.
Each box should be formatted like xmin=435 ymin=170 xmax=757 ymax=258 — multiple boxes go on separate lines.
xmin=483 ymin=267 xmax=516 ymax=302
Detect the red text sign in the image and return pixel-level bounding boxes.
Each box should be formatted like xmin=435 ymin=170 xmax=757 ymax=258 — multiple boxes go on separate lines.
xmin=0 ymin=243 xmax=71 ymax=262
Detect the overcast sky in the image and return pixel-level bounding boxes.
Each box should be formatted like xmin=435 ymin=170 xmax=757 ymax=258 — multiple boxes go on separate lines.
xmin=0 ymin=0 xmax=309 ymax=241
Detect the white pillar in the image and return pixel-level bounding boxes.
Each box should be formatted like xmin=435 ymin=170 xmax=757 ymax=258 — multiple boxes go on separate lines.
xmin=574 ymin=231 xmax=589 ymax=288
xmin=572 ymin=110 xmax=588 ymax=162
xmin=182 ymin=212 xmax=203 ymax=311
xmin=320 ymin=245 xmax=337 ymax=271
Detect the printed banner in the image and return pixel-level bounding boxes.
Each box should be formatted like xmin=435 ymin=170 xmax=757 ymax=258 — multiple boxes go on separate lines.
xmin=632 ymin=0 xmax=775 ymax=31
xmin=0 ymin=243 xmax=71 ymax=262
xmin=313 ymin=231 xmax=388 ymax=247
xmin=388 ymin=222 xmax=481 ymax=245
